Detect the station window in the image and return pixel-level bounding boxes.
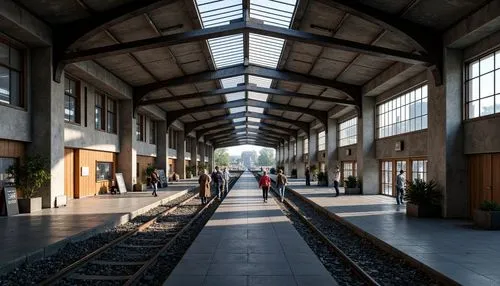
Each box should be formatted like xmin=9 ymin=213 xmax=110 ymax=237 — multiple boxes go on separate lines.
xmin=381 ymin=161 xmax=393 ymax=196
xmin=96 ymin=162 xmax=113 ymax=181
xmin=0 ymin=157 xmax=16 ymax=183
xmin=107 ymin=98 xmax=117 ymax=134
xmin=465 ymin=50 xmax=500 ymax=119
xmin=95 ymin=93 xmax=105 ymax=131
xmin=169 ymin=129 xmax=178 ymax=149
xmin=136 ymin=114 xmax=145 ymax=142
xmin=293 ymin=141 xmax=297 ymax=156
xmin=341 ymin=161 xmax=357 ymax=183
xmin=149 ymin=120 xmax=157 ymax=144
xmin=380 ymin=159 xmax=427 ymax=197
xmin=339 ymin=117 xmax=357 ymax=147
xmin=303 ymin=138 xmax=309 ymax=154
xmin=0 ymin=42 xmax=23 ymax=108
xmin=318 ymin=131 xmax=326 ymax=151
xmin=377 ymin=85 xmax=428 ymax=138
xmin=412 ymin=160 xmax=427 ymax=182
xmin=64 ymin=77 xmax=80 ymax=123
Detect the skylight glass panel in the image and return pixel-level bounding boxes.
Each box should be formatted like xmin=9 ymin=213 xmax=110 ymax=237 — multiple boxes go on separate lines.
xmin=248 ymin=106 xmax=264 ymax=113
xmin=225 ymin=91 xmax=245 ymax=102
xmin=248 ymin=75 xmax=273 ymax=88
xmin=208 ymin=35 xmax=244 ymax=68
xmin=249 ymin=34 xmax=285 ymax=68
xmin=248 ymin=91 xmax=268 ymax=102
xmin=250 ymin=0 xmax=296 ymax=28
xmin=221 ymin=75 xmax=244 ymax=88
xmin=230 ymin=106 xmax=246 ymax=113
xmin=248 ymin=131 xmax=258 ymax=135
xmin=236 ymin=131 xmax=246 ymax=135
xmin=235 ymin=125 xmax=245 ymax=129
xmin=248 ymin=125 xmax=259 ymax=129
xmin=248 ymin=117 xmax=261 ymax=123
xmin=233 ymin=118 xmax=245 ymax=123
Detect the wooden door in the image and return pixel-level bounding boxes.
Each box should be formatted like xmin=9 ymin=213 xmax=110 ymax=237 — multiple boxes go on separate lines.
xmin=468 ymin=154 xmax=493 ymax=216
xmin=492 ymin=154 xmax=500 ymax=204
xmin=64 ymin=148 xmax=75 ymax=199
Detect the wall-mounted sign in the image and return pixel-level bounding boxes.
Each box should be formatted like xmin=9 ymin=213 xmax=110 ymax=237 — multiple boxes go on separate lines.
xmin=345 ymin=149 xmax=352 ymax=156
xmin=395 ymin=141 xmax=404 ymax=151
xmin=81 ymin=166 xmax=89 ymax=176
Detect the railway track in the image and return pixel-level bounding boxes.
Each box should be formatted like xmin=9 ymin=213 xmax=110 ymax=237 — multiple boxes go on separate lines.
xmin=253 ymin=172 xmax=441 ymax=286
xmin=40 ymin=175 xmax=241 ymax=286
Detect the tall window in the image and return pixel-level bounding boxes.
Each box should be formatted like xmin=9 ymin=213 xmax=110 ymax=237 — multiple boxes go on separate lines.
xmin=96 ymin=162 xmax=113 ymax=181
xmin=293 ymin=141 xmax=297 ymax=156
xmin=339 ymin=117 xmax=357 ymax=147
xmin=303 ymin=138 xmax=309 ymax=154
xmin=95 ymin=93 xmax=105 ymax=130
xmin=465 ymin=50 xmax=500 ymax=119
xmin=64 ymin=77 xmax=79 ymax=123
xmin=381 ymin=161 xmax=393 ymax=196
xmin=0 ymin=157 xmax=16 ymax=182
xmin=412 ymin=160 xmax=427 ymax=182
xmin=149 ymin=120 xmax=157 ymax=144
xmin=377 ymin=85 xmax=428 ymax=138
xmin=318 ymin=131 xmax=326 ymax=151
xmin=169 ymin=130 xmax=177 ymax=149
xmin=0 ymin=42 xmax=23 ymax=107
xmin=342 ymin=162 xmax=356 ymax=181
xmin=136 ymin=114 xmax=145 ymax=142
xmin=107 ymin=98 xmax=117 ymax=133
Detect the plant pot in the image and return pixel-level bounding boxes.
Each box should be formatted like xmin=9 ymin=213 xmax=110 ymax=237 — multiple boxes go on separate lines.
xmin=406 ymin=203 xmax=441 ymax=218
xmin=317 ymin=180 xmax=328 ymax=186
xmin=473 ymin=209 xmax=500 ymax=230
xmin=345 ymin=187 xmax=361 ymax=195
xmin=134 ymin=183 xmax=147 ymax=191
xmin=18 ymin=197 xmax=42 ymax=213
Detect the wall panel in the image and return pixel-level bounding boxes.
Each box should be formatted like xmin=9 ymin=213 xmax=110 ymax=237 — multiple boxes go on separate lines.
xmin=75 ymin=149 xmax=116 ymax=198
xmin=137 ymin=155 xmax=155 ymax=184
xmin=0 ymin=139 xmax=25 ymax=158
xmin=64 ymin=148 xmax=75 ymax=199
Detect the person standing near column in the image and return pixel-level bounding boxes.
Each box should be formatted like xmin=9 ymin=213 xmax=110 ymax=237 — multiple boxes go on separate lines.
xmin=211 ymin=166 xmax=223 ymax=199
xmin=198 ymin=170 xmax=211 ymax=205
xmin=222 ymin=167 xmax=230 ymax=198
xmin=259 ymin=171 xmax=271 ymax=203
xmin=333 ymin=166 xmax=340 ymax=197
xmin=276 ymin=169 xmax=288 ymax=202
xmin=151 ymin=169 xmax=159 ymax=197
xmin=396 ymin=170 xmax=405 ymax=205
xmin=305 ymin=167 xmax=311 ymax=186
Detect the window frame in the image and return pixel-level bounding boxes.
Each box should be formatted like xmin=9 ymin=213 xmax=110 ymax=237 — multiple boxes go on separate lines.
xmin=95 ymin=161 xmax=113 ymax=182
xmin=149 ymin=119 xmax=157 ymax=144
xmin=318 ymin=130 xmax=326 ymax=151
xmin=64 ymin=76 xmax=80 ymax=124
xmin=106 ymin=97 xmax=117 ymax=134
xmin=136 ymin=114 xmax=145 ymax=142
xmin=338 ymin=117 xmax=357 ymax=147
xmin=379 ymin=158 xmax=427 ymax=197
xmin=303 ymin=138 xmax=309 ymax=154
xmin=94 ymin=92 xmax=105 ymax=131
xmin=0 ymin=40 xmax=25 ymax=108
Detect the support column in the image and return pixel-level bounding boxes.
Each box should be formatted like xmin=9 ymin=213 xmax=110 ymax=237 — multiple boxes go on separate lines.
xmin=30 ymin=47 xmax=65 ymax=208
xmin=309 ymin=128 xmax=318 ymax=169
xmin=277 ymin=145 xmax=281 ymax=167
xmin=176 ymin=131 xmax=186 ymax=179
xmin=199 ymin=142 xmax=206 ymax=169
xmin=428 ymin=49 xmax=467 ymax=218
xmin=156 ymin=121 xmax=168 ymax=172
xmin=117 ymin=100 xmax=137 ymax=192
xmin=208 ymin=145 xmax=214 ymax=171
xmin=296 ymin=136 xmax=305 ymax=179
xmin=327 ymin=118 xmax=338 ymax=186
xmin=357 ymin=97 xmax=378 ymax=194
xmin=284 ymin=141 xmax=290 ymax=175
xmin=190 ymin=137 xmax=198 ymax=175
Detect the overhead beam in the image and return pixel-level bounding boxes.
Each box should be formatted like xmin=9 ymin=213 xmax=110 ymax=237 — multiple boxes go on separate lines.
xmin=197 ymin=121 xmax=296 ymax=139
xmin=166 ymin=99 xmax=327 ymax=128
xmin=214 ymin=136 xmax=280 ymax=146
xmin=207 ymin=129 xmax=287 ymax=142
xmin=138 ymin=84 xmax=356 ymax=106
xmin=216 ymin=141 xmax=276 ymax=149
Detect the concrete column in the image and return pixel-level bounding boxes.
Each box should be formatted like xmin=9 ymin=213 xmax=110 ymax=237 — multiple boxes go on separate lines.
xmin=357 ymin=97 xmax=378 ymax=194
xmin=428 ymin=49 xmax=467 ymax=218
xmin=190 ymin=137 xmax=198 ymax=173
xmin=199 ymin=142 xmax=206 ymax=169
xmin=175 ymin=131 xmax=186 ymax=179
xmin=277 ymin=145 xmax=281 ymax=167
xmin=117 ymin=99 xmax=137 ymax=192
xmin=327 ymin=118 xmax=338 ymax=186
xmin=284 ymin=141 xmax=290 ymax=175
xmin=156 ymin=121 xmax=168 ymax=172
xmin=309 ymin=128 xmax=318 ymax=169
xmin=296 ymin=136 xmax=305 ymax=179
xmin=208 ymin=145 xmax=214 ymax=171
xmin=30 ymin=47 xmax=65 ymax=208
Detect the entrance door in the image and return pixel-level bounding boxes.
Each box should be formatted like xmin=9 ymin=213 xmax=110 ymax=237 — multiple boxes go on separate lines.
xmin=64 ymin=148 xmax=75 ymax=199
xmin=468 ymin=153 xmax=500 ymax=216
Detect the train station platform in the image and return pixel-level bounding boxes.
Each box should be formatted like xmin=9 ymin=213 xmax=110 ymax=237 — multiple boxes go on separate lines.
xmin=286 ymin=181 xmax=500 ymax=286
xmin=164 ymin=172 xmax=337 ymax=286
xmin=0 ymin=180 xmax=198 ymax=273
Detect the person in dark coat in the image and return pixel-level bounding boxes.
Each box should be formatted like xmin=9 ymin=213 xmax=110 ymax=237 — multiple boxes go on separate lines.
xmin=305 ymin=167 xmax=311 ymax=186
xmin=211 ymin=166 xmax=223 ymax=199
xmin=198 ymin=170 xmax=211 ymax=204
xmin=151 ymin=169 xmax=159 ymax=197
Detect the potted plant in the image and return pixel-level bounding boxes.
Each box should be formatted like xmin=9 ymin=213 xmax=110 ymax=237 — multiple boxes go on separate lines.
xmin=317 ymin=172 xmax=328 ymax=186
xmin=197 ymin=163 xmax=207 ymax=174
xmin=310 ymin=165 xmax=318 ymax=181
xmin=291 ymin=169 xmax=297 ymax=178
xmin=186 ymin=165 xmax=197 ymax=179
xmin=7 ymin=155 xmax=50 ymax=213
xmin=473 ymin=201 xmax=500 ymax=230
xmin=404 ymin=179 xmax=442 ymax=217
xmin=344 ymin=175 xmax=361 ymax=195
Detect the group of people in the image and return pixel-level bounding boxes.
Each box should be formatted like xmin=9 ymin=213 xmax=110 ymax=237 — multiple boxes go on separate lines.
xmin=258 ymin=169 xmax=288 ymax=203
xmin=198 ymin=166 xmax=231 ymax=204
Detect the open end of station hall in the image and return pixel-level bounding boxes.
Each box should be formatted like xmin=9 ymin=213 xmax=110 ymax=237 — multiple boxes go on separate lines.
xmin=0 ymin=0 xmax=500 ymax=285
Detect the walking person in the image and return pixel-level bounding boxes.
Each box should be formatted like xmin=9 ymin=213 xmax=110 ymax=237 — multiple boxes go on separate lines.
xmin=333 ymin=166 xmax=340 ymax=197
xmin=222 ymin=168 xmax=230 ymax=198
xmin=211 ymin=166 xmax=223 ymax=199
xmin=151 ymin=169 xmax=159 ymax=197
xmin=276 ymin=169 xmax=288 ymax=202
xmin=305 ymin=167 xmax=311 ymax=186
xmin=198 ymin=170 xmax=211 ymax=204
xmin=396 ymin=170 xmax=406 ymax=205
xmin=259 ymin=171 xmax=271 ymax=203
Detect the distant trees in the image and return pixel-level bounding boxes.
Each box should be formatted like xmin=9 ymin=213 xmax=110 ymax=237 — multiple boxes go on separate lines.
xmin=214 ymin=148 xmax=229 ymax=167
xmin=257 ymin=148 xmax=275 ymax=166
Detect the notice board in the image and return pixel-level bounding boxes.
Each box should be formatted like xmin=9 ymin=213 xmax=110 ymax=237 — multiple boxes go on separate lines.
xmin=3 ymin=186 xmax=19 ymax=216
xmin=157 ymin=169 xmax=168 ymax=188
xmin=115 ymin=173 xmax=127 ymax=194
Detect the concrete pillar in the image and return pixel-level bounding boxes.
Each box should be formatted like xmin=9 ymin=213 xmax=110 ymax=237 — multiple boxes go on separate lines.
xmin=208 ymin=145 xmax=214 ymax=171
xmin=284 ymin=141 xmax=290 ymax=175
xmin=277 ymin=145 xmax=281 ymax=167
xmin=176 ymin=131 xmax=186 ymax=179
xmin=30 ymin=47 xmax=65 ymax=208
xmin=309 ymin=128 xmax=318 ymax=169
xmin=427 ymin=49 xmax=467 ymax=218
xmin=357 ymin=97 xmax=378 ymax=194
xmin=117 ymin=100 xmax=137 ymax=192
xmin=327 ymin=118 xmax=338 ymax=186
xmin=199 ymin=142 xmax=206 ymax=169
xmin=156 ymin=121 xmax=168 ymax=172
xmin=190 ymin=137 xmax=198 ymax=173
xmin=296 ymin=136 xmax=305 ymax=179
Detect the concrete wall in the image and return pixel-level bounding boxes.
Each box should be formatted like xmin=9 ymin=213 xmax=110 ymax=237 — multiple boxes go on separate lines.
xmin=136 ymin=141 xmax=157 ymax=157
xmin=338 ymin=145 xmax=357 ymax=161
xmin=0 ymin=105 xmax=31 ymax=142
xmin=464 ymin=116 xmax=500 ymax=154
xmin=376 ymin=131 xmax=428 ymax=159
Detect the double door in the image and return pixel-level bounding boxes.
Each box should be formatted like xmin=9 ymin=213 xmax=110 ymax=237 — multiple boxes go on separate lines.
xmin=468 ymin=153 xmax=500 ymax=216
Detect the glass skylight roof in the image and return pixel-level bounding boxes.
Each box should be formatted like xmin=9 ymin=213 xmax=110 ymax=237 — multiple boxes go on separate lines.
xmin=209 ymin=35 xmax=244 ymax=68
xmin=221 ymin=76 xmax=244 ymax=88
xmin=250 ymin=0 xmax=296 ymax=28
xmin=248 ymin=131 xmax=258 ymax=135
xmin=235 ymin=125 xmax=245 ymax=129
xmin=248 ymin=125 xmax=259 ymax=129
xmin=248 ymin=106 xmax=264 ymax=113
xmin=248 ymin=117 xmax=261 ymax=123
xmin=248 ymin=91 xmax=268 ymax=101
xmin=225 ymin=92 xmax=245 ymax=101
xmin=249 ymin=34 xmax=285 ymax=68
xmin=230 ymin=106 xmax=246 ymax=113
xmin=233 ymin=118 xmax=245 ymax=123
xmin=236 ymin=131 xmax=246 ymax=135
xmin=248 ymin=75 xmax=273 ymax=88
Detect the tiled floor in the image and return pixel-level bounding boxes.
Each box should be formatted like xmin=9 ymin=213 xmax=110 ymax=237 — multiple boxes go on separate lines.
xmin=288 ymin=180 xmax=500 ymax=286
xmin=163 ymin=172 xmax=337 ymax=286
xmin=0 ymin=180 xmax=197 ymax=271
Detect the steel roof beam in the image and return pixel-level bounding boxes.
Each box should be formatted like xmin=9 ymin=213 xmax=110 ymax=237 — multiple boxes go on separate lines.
xmin=196 ymin=121 xmax=295 ymax=139
xmin=216 ymin=141 xmax=276 ymax=149
xmin=207 ymin=129 xmax=286 ymax=142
